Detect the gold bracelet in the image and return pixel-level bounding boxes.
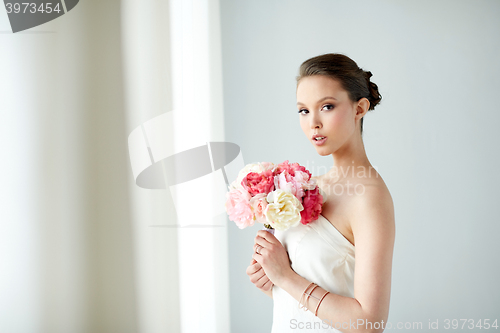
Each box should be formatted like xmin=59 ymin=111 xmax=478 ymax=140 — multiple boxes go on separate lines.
xmin=304 ymin=286 xmax=321 ymax=301
xmin=304 ymin=284 xmax=319 ymax=308
xmin=314 ymin=291 xmax=330 ymax=317
xmin=298 ymin=282 xmax=315 ymax=310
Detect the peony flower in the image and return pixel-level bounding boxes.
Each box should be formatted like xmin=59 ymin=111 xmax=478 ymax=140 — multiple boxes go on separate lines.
xmin=258 ymin=161 xmax=275 ymax=172
xmin=300 ymin=188 xmax=324 ymax=225
xmin=229 ymin=162 xmax=276 ymax=190
xmin=274 ymin=160 xmax=312 ymax=180
xmin=293 ymin=170 xmax=312 ymax=194
xmin=264 ymin=189 xmax=304 ymax=231
xmin=317 ymin=185 xmax=328 ymax=203
xmin=274 ymin=171 xmax=304 ymax=198
xmin=225 ymin=187 xmax=254 ymax=229
xmin=273 ymin=171 xmax=292 ymax=193
xmin=302 ymin=176 xmax=318 ymax=191
xmin=224 ymin=160 xmax=323 ymax=232
xmin=249 ymin=193 xmax=268 ymax=224
xmin=289 ymin=162 xmax=312 ymax=179
xmin=241 ymin=170 xmax=275 ymax=196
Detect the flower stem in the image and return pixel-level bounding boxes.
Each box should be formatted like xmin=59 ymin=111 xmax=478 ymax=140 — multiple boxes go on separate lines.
xmin=263 ymin=223 xmax=275 ymax=235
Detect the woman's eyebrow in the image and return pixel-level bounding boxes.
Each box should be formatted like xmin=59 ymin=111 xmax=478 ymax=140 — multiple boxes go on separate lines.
xmin=297 ymin=96 xmax=337 ymax=106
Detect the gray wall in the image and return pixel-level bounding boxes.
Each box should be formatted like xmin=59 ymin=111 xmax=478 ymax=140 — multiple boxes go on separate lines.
xmin=220 ymin=0 xmax=500 ymax=332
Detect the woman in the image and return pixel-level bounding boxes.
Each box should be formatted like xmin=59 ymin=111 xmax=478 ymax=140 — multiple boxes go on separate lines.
xmin=246 ymin=53 xmax=395 ymax=333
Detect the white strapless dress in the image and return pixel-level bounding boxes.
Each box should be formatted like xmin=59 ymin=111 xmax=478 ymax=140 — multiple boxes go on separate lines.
xmin=271 ymin=214 xmax=355 ymax=332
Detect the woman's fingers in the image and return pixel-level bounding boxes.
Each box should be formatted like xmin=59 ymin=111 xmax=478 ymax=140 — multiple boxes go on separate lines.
xmin=247 ymin=259 xmax=274 ymax=290
xmin=248 ymin=265 xmax=265 ymax=284
xmin=260 ymin=279 xmax=274 ymax=291
xmin=254 ymin=243 xmax=266 ymax=255
xmin=246 ymin=260 xmax=264 ymax=277
xmin=256 ymin=229 xmax=279 ymax=244
xmin=252 ymin=233 xmax=292 ymax=287
xmin=246 ymin=261 xmax=261 ymax=276
xmin=255 ymin=270 xmax=271 ymax=288
xmin=254 ymin=234 xmax=273 ymax=249
xmin=250 ymin=271 xmax=265 ymax=284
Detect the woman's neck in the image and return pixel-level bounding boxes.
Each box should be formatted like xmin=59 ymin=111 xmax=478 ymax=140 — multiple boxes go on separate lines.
xmin=327 ymin=134 xmax=375 ymax=182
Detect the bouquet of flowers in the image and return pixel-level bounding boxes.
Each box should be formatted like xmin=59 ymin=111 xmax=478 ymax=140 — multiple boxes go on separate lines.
xmin=224 ymin=160 xmax=325 ymax=233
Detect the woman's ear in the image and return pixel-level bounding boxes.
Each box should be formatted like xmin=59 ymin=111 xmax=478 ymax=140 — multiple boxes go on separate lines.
xmin=355 ymin=97 xmax=370 ymax=121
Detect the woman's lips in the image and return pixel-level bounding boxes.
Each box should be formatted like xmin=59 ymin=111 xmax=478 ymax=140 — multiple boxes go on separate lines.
xmin=313 ymin=137 xmax=327 ymax=146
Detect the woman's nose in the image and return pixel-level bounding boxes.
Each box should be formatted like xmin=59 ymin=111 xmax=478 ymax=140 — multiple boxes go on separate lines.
xmin=310 ymin=115 xmax=321 ymax=129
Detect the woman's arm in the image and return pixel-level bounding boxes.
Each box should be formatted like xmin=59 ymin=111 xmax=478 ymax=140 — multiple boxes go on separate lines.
xmin=253 ymin=185 xmax=395 ymax=333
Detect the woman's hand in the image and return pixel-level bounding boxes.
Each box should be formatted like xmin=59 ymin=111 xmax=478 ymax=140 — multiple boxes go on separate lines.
xmin=246 ymin=258 xmax=273 ymax=291
xmin=252 ymin=230 xmax=295 ymax=288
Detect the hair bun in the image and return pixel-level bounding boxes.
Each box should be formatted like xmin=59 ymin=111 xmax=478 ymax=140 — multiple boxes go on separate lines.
xmin=365 ymin=71 xmax=381 ymax=110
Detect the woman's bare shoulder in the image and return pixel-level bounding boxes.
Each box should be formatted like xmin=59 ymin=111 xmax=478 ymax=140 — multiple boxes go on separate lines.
xmin=347 ymin=177 xmax=395 ymax=231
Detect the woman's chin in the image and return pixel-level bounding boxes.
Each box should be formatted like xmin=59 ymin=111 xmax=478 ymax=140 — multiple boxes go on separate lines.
xmin=315 ymin=148 xmax=331 ymax=156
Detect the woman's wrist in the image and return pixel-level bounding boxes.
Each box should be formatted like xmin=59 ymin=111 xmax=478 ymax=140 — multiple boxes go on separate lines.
xmin=275 ymin=267 xmax=301 ymax=290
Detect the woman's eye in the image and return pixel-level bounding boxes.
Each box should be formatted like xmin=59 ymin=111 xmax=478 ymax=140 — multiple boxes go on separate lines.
xmin=322 ymin=104 xmax=334 ymax=111
xmin=298 ymin=109 xmax=308 ymax=115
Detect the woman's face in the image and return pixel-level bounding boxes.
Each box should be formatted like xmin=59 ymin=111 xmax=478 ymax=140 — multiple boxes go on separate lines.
xmin=296 ymin=75 xmax=359 ymax=156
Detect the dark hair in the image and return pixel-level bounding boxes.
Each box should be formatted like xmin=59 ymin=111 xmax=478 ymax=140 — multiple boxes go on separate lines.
xmin=296 ymin=53 xmax=382 ymax=136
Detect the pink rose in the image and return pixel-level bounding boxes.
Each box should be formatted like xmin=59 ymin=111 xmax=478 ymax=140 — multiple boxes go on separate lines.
xmin=249 ymin=193 xmax=268 ymax=224
xmin=300 ymin=187 xmax=324 ymax=225
xmin=241 ymin=170 xmax=275 ymax=196
xmin=225 ymin=188 xmax=254 ymax=229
